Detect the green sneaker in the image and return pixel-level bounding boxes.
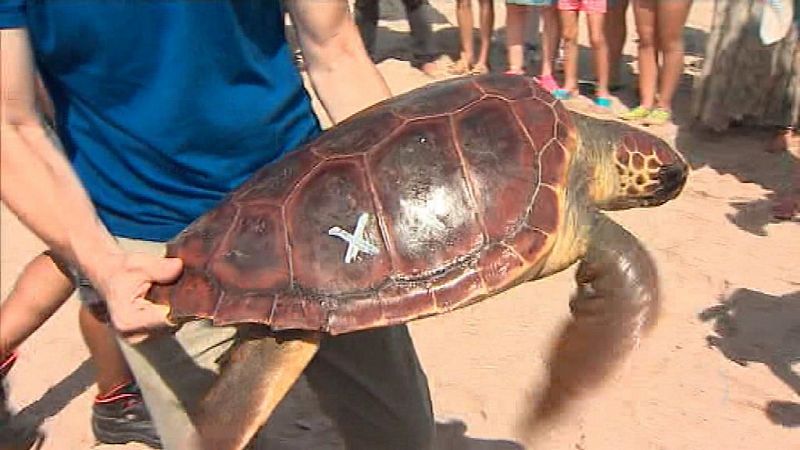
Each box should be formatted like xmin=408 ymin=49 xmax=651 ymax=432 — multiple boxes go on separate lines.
xmin=643 ymin=107 xmax=672 ymax=126
xmin=619 ymin=105 xmax=651 ymax=121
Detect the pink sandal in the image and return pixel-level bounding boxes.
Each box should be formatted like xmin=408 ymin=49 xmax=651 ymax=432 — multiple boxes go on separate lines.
xmin=534 ymin=75 xmax=560 ymax=93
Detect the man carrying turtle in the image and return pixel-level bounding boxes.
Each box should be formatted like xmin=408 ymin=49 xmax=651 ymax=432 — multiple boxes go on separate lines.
xmin=0 ymin=1 xmax=434 ymax=449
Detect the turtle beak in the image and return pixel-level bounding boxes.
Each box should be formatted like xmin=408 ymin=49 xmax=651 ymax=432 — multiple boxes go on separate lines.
xmin=653 ymin=162 xmax=688 ymax=204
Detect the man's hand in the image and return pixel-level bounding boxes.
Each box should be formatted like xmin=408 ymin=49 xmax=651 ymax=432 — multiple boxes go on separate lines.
xmin=89 ymin=252 xmax=183 ymax=343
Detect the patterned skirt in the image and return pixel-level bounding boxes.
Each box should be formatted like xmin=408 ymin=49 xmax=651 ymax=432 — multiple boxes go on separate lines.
xmin=692 ymin=0 xmax=799 ymax=131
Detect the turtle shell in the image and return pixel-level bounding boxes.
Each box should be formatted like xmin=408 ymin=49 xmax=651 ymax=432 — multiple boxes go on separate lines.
xmin=149 ymin=74 xmax=577 ymax=335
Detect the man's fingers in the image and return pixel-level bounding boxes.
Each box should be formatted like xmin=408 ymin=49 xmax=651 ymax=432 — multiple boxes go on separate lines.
xmin=116 ymin=300 xmax=177 ymax=344
xmin=142 ymin=256 xmax=183 ymax=284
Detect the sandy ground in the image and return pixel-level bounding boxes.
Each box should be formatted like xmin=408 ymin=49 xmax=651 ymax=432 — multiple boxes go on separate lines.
xmin=2 ymin=1 xmax=798 ymax=449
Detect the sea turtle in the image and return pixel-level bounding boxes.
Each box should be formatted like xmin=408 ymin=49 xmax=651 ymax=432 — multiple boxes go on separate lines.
xmin=148 ymin=74 xmax=688 ymax=449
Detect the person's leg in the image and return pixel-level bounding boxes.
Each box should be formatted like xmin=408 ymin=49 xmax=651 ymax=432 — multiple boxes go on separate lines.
xmin=632 ymin=0 xmax=657 ymax=108
xmin=587 ymin=11 xmax=611 ymax=100
xmin=0 ymin=252 xmax=74 ymax=359
xmin=0 ymin=252 xmax=72 ymax=449
xmin=506 ymin=4 xmax=531 ymax=74
xmin=306 ymin=325 xmax=434 ymax=450
xmin=354 ymin=0 xmax=380 ymax=57
xmin=452 ymin=0 xmax=476 ymax=72
xmin=1 ymin=352 xmax=44 ymax=449
xmin=557 ymin=8 xmax=580 ymax=96
xmin=653 ymin=0 xmax=692 ymax=112
xmin=80 ymin=306 xmax=134 ymax=395
xmin=404 ymin=0 xmax=439 ymax=76
xmin=539 ymin=4 xmax=561 ymax=79
xmin=474 ymin=0 xmax=496 ymax=72
xmin=606 ymin=0 xmax=628 ymax=88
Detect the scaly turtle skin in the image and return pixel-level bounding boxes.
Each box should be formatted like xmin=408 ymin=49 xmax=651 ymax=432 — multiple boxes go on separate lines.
xmin=149 ymin=74 xmax=688 ymax=450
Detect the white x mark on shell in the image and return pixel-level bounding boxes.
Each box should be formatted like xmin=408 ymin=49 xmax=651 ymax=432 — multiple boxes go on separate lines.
xmin=328 ymin=213 xmax=380 ymax=263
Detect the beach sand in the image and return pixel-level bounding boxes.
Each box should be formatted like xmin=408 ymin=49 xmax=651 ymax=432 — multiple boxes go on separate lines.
xmin=2 ymin=1 xmax=798 ymax=448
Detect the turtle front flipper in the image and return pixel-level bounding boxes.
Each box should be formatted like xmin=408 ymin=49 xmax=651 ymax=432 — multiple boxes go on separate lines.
xmin=191 ymin=330 xmax=321 ymax=450
xmin=522 ymin=214 xmax=659 ymax=436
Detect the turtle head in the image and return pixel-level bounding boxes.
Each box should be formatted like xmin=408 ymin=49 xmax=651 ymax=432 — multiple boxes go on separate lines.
xmin=572 ymin=113 xmax=689 ymax=210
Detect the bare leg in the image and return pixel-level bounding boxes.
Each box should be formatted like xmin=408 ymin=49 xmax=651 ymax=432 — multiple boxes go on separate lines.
xmin=654 ymin=0 xmax=692 ymax=111
xmin=587 ymin=12 xmax=610 ymax=98
xmin=453 ymin=0 xmax=475 ymax=71
xmin=633 ymin=0 xmax=657 ymax=108
xmin=520 ymin=214 xmax=659 ymax=436
xmin=474 ymin=0 xmax=495 ymax=71
xmin=193 ymin=331 xmax=321 ymax=450
xmin=506 ymin=4 xmax=531 ymax=74
xmin=539 ymin=6 xmax=560 ymax=78
xmin=559 ymin=10 xmax=580 ymax=94
xmin=0 ymin=252 xmax=74 ymax=359
xmin=606 ymin=0 xmax=629 ymax=87
xmin=79 ymin=306 xmax=135 ymax=394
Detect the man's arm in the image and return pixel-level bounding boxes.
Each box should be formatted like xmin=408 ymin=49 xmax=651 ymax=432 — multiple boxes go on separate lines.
xmin=0 ymin=29 xmax=180 ymax=341
xmin=287 ymin=0 xmax=391 ymax=124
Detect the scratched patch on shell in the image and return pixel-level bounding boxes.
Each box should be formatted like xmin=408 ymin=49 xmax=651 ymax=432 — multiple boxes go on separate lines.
xmin=328 ymin=213 xmax=380 ymax=263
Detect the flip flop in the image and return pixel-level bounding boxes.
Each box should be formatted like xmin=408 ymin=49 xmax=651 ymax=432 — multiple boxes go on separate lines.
xmin=447 ymin=59 xmax=471 ymax=75
xmin=642 ymin=108 xmax=672 ymax=126
xmin=469 ymin=63 xmax=490 ymax=75
xmin=552 ymin=89 xmax=575 ymax=100
xmin=619 ymin=105 xmax=651 ymax=121
xmin=594 ymin=97 xmax=613 ymax=109
xmin=534 ymin=75 xmax=560 ymax=93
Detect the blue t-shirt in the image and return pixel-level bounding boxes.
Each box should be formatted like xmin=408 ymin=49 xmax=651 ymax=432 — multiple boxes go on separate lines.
xmin=0 ymin=1 xmax=321 ymax=241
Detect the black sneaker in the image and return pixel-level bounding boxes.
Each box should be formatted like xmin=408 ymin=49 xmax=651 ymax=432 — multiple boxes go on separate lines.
xmin=1 ymin=353 xmax=45 ymax=450
xmin=91 ymin=382 xmax=162 ymax=448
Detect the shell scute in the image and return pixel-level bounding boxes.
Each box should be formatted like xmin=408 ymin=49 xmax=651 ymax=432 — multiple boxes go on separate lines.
xmin=454 ymin=97 xmax=539 ymax=240
xmin=431 ymin=265 xmax=486 ymax=310
xmin=208 ymin=203 xmax=289 ymax=292
xmin=539 ymin=140 xmax=569 ymax=185
xmin=474 ymin=74 xmax=534 ymax=100
xmin=212 ymin=292 xmax=275 ymax=326
xmin=511 ymin=98 xmax=558 ymax=151
xmin=313 ymin=109 xmax=405 ymax=157
xmin=389 ymin=77 xmax=483 ymax=119
xmin=505 ymin=226 xmax=549 ymax=264
xmin=367 ymin=117 xmax=483 ymax=277
xmin=528 ymin=185 xmax=561 ymax=234
xmin=378 ymin=282 xmax=434 ymax=323
xmin=167 ymin=202 xmax=239 ymax=270
xmin=477 ymin=243 xmax=526 ymax=291
xmin=234 ymin=150 xmax=322 ymax=204
xmin=169 ymin=270 xmax=219 ymax=319
xmin=287 ymin=158 xmax=392 ymax=293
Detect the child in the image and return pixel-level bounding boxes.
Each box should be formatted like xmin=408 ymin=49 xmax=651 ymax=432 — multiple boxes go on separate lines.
xmin=605 ymin=0 xmax=629 ymax=91
xmin=620 ymin=0 xmax=692 ymax=125
xmin=552 ymin=0 xmax=612 ymax=108
xmin=449 ymin=0 xmax=495 ymax=75
xmin=0 ymin=253 xmax=162 ymax=447
xmin=505 ymin=0 xmax=561 ymax=94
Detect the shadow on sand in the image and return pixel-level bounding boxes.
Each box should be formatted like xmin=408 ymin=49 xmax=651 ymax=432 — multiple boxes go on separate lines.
xmin=14 ymin=358 xmax=95 ymax=428
xmin=699 ymin=288 xmax=800 ymax=427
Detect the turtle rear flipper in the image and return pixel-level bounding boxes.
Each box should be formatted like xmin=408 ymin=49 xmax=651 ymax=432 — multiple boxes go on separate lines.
xmin=523 ymin=214 xmax=660 ymax=434
xmin=192 ymin=331 xmax=321 ymax=450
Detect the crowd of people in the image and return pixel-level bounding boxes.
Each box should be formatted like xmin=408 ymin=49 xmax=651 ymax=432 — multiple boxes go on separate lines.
xmin=351 ymin=0 xmax=797 ymax=214
xmin=0 ymin=1 xmax=797 ymax=449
